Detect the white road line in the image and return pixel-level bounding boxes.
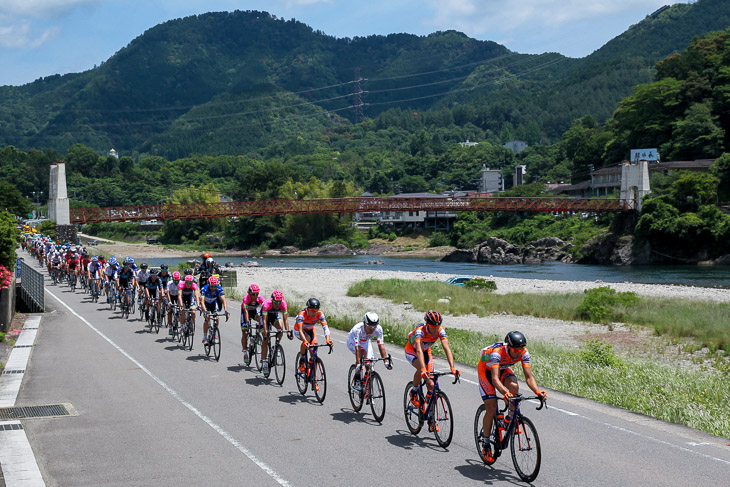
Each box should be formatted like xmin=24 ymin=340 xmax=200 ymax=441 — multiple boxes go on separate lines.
xmin=46 ymin=289 xmax=293 ymax=487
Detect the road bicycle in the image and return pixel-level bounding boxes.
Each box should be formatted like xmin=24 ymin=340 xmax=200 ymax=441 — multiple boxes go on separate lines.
xmin=348 ymin=355 xmax=391 ymax=423
xmin=474 ymin=393 xmax=546 ymax=483
xmin=68 ymin=269 xmax=78 ymax=290
xmin=138 ymin=293 xmax=147 ymax=320
xmin=403 ymin=370 xmax=459 ymax=448
xmin=168 ymin=302 xmax=180 ymax=340
xmin=295 ymin=343 xmax=332 ymax=403
xmin=107 ymin=281 xmax=117 ymax=311
xmin=203 ymin=311 xmax=228 ymax=362
xmin=180 ymin=306 xmax=197 ymax=351
xmin=243 ymin=318 xmax=261 ymax=367
xmin=89 ymin=278 xmax=101 ymax=303
xmin=147 ymin=297 xmax=162 ymax=334
xmin=119 ymin=286 xmax=134 ymax=319
xmin=257 ymin=328 xmax=288 ymax=384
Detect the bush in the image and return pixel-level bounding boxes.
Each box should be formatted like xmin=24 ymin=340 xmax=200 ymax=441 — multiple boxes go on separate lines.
xmin=0 ymin=212 xmax=20 ymax=270
xmin=579 ymin=339 xmax=624 ymax=368
xmin=464 ymin=278 xmax=497 ymax=291
xmin=428 ymin=231 xmax=450 ymax=247
xmin=387 ymin=232 xmax=397 ymax=241
xmin=576 ymin=286 xmax=639 ymax=323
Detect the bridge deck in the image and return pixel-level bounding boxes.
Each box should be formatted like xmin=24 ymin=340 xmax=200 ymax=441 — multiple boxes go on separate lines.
xmin=70 ymin=196 xmax=633 ymax=224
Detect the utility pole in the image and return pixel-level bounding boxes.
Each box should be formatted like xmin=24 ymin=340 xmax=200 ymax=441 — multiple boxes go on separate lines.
xmin=353 ymin=68 xmax=366 ymax=124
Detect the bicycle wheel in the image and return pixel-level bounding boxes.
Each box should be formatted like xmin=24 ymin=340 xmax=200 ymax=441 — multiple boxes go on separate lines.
xmin=253 ymin=334 xmax=263 ymax=371
xmin=313 ymin=357 xmax=327 ymax=403
xmin=510 ymin=415 xmax=541 ymax=483
xmin=294 ymin=352 xmax=308 ymax=395
xmin=403 ymin=382 xmax=423 ymax=435
xmin=171 ymin=313 xmax=179 ymax=341
xmin=432 ymin=390 xmax=454 ymax=448
xmin=273 ymin=343 xmax=285 ymax=385
xmin=187 ymin=319 xmax=195 ymax=351
xmin=139 ymin=299 xmax=145 ymax=320
xmin=153 ymin=308 xmax=161 ymax=334
xmin=244 ymin=336 xmax=254 ymax=366
xmin=348 ymin=365 xmax=363 ymax=412
xmin=111 ymin=289 xmax=117 ymax=311
xmin=474 ymin=404 xmax=499 ymax=465
xmin=204 ymin=327 xmax=212 ymax=357
xmin=369 ymin=371 xmax=386 ymax=423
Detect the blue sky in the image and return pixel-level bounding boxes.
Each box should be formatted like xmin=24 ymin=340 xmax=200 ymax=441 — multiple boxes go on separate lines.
xmin=1 ymin=0 xmax=673 ymax=87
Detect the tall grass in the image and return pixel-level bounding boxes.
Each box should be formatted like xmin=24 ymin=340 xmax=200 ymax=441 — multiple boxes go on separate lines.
xmin=327 ymin=312 xmax=730 ymax=438
xmin=347 ymin=279 xmax=730 ymax=351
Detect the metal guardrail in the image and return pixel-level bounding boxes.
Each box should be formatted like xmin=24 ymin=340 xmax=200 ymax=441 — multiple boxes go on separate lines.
xmin=18 ymin=259 xmax=44 ymax=313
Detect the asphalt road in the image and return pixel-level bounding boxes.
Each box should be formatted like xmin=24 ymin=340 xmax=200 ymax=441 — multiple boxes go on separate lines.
xmin=15 ymin=264 xmax=730 ymax=486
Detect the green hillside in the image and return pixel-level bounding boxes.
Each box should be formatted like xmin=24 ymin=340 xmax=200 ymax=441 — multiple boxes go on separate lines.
xmin=1 ymin=0 xmax=729 ymax=158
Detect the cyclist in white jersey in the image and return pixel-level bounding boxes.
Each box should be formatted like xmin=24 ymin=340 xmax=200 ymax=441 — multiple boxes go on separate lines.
xmin=166 ymin=271 xmax=182 ymax=334
xmin=136 ymin=263 xmax=150 ymax=305
xmin=347 ymin=312 xmax=392 ymax=391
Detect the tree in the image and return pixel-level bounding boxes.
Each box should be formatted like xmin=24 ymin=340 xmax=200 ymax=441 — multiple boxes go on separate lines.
xmin=0 ymin=212 xmax=20 ymax=270
xmin=710 ymin=153 xmax=730 ymax=201
xmin=0 ymin=181 xmax=32 ymax=217
xmin=160 ymin=183 xmax=224 ymax=245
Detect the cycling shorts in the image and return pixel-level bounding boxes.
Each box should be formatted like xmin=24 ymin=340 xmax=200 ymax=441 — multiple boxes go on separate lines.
xmin=405 ymin=348 xmax=434 ymax=372
xmin=147 ymin=288 xmax=159 ymax=299
xmin=347 ymin=337 xmax=374 ymax=360
xmin=241 ymin=313 xmax=261 ymax=330
xmin=478 ymin=367 xmax=516 ymax=400
xmin=294 ymin=327 xmax=315 ymax=343
xmin=181 ymin=294 xmax=194 ymax=308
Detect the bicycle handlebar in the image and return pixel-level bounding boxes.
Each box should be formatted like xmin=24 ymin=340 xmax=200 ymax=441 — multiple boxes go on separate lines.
xmin=363 ymin=354 xmax=392 ymax=367
xmin=499 ymin=393 xmax=548 ymax=411
xmin=309 ymin=343 xmax=333 ymax=354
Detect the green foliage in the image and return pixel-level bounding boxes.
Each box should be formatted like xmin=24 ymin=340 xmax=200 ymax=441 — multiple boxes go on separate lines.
xmin=160 ymin=183 xmax=225 ymax=246
xmin=0 ymin=212 xmax=20 ymax=269
xmin=576 ymin=286 xmax=639 ymax=324
xmin=0 ymin=181 xmax=32 ymax=217
xmin=463 ymin=278 xmax=497 ymax=291
xmin=711 ymin=153 xmax=730 ymax=201
xmin=579 ymin=340 xmax=625 ymax=368
xmin=428 ymin=231 xmax=450 ymax=247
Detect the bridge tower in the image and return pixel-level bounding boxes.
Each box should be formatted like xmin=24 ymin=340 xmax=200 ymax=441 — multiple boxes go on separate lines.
xmin=48 ymin=161 xmax=77 ymax=242
xmin=620 ymin=159 xmax=650 ymax=212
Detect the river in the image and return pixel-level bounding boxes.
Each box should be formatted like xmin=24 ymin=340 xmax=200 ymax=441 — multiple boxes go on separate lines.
xmin=149 ymin=255 xmax=730 ymax=288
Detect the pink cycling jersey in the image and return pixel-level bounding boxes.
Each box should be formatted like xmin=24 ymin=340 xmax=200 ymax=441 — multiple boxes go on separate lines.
xmin=261 ymin=298 xmax=287 ymax=314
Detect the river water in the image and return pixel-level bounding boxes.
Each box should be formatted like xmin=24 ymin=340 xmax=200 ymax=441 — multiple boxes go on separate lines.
xmin=150 ymin=255 xmax=730 ymax=288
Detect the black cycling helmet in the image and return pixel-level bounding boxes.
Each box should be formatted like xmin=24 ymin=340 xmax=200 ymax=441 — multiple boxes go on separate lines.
xmin=160 ymin=264 xmax=168 ymax=270
xmin=149 ymin=270 xmax=158 ymax=277
xmin=364 ymin=311 xmax=379 ymax=328
xmin=424 ymin=310 xmax=442 ymax=327
xmin=306 ymin=297 xmax=320 ymax=310
xmin=505 ymin=331 xmax=527 ymax=349
xmin=184 ymin=268 xmax=194 ymax=276
xmin=141 ymin=263 xmax=148 ymax=270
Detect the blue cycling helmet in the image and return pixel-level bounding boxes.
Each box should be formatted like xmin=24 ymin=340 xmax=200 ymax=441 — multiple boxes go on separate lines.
xmin=109 ymin=256 xmax=117 ymax=264
xmin=127 ymin=257 xmax=134 ymax=264
xmin=91 ymin=256 xmax=98 ymax=262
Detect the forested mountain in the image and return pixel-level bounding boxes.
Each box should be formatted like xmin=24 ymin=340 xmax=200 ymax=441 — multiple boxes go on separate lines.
xmin=1 ymin=0 xmax=729 ymax=159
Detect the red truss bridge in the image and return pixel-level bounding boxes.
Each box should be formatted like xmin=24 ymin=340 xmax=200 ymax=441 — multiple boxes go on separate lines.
xmin=70 ymin=196 xmax=633 ymax=224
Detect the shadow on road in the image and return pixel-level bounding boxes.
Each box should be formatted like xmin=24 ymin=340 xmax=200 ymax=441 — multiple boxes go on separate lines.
xmin=185 ymin=354 xmax=208 ymax=362
xmin=227 ymin=365 xmax=246 ymax=373
xmin=384 ymin=430 xmax=443 ymax=451
xmin=454 ymin=459 xmax=518 ymax=484
xmin=244 ymin=376 xmax=270 ymax=387
xmin=278 ymin=392 xmax=313 ymax=405
xmin=330 ymin=408 xmax=379 ymax=426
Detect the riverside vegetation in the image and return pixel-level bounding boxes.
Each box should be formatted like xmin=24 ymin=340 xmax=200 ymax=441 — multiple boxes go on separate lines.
xmin=342 ymin=278 xmax=730 ymax=438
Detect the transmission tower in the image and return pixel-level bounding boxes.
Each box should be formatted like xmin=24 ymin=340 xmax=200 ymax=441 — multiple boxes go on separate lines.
xmin=352 ymin=68 xmax=366 ymax=123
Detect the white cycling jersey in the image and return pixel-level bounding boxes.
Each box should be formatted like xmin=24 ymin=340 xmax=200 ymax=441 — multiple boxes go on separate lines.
xmin=347 ymin=322 xmax=384 ymax=360
xmin=136 ymin=269 xmax=149 ymax=283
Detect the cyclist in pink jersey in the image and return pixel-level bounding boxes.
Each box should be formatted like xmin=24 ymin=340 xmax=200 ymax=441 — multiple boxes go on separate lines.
xmin=260 ymin=290 xmax=292 ymax=376
xmin=241 ymin=284 xmax=265 ymax=362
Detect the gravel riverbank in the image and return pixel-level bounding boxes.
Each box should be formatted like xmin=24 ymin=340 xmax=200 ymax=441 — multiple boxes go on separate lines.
xmin=234 ymin=267 xmax=730 ymax=350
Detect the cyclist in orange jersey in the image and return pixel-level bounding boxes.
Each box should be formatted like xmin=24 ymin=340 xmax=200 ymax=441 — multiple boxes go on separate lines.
xmin=477 ymin=331 xmax=547 ymax=459
xmin=294 ymin=298 xmax=332 ymax=371
xmin=404 ymin=310 xmax=459 ymax=407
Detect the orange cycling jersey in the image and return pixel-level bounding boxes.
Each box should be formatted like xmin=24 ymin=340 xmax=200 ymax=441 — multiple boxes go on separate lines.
xmin=295 ymin=309 xmax=328 ymax=331
xmin=477 ymin=342 xmax=530 ymax=378
xmin=405 ymin=324 xmax=448 ymax=356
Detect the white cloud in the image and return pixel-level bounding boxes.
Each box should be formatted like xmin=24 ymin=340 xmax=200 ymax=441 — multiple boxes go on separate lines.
xmin=0 ymin=0 xmax=100 ymax=18
xmin=0 ymin=20 xmax=58 ymax=48
xmin=425 ymin=0 xmax=668 ymax=37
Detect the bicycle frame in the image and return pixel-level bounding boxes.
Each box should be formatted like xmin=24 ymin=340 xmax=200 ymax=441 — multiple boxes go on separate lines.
xmin=304 ymin=343 xmax=332 ymax=384
xmin=493 ymin=395 xmax=545 ymax=450
xmin=419 ymin=371 xmax=459 ymax=421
